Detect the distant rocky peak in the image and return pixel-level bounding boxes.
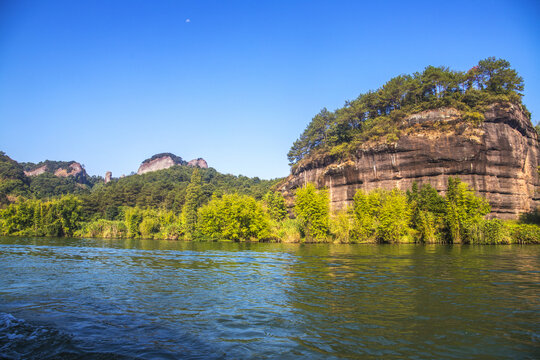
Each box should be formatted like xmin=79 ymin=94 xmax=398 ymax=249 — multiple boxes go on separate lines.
xmin=137 ymin=153 xmax=186 ymax=175
xmin=187 ymin=158 xmax=208 ymax=169
xmin=23 ymin=160 xmax=88 ymax=183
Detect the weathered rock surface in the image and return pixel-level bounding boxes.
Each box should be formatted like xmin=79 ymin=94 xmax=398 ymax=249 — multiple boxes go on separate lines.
xmin=105 ymin=171 xmax=112 ymax=184
xmin=24 ymin=165 xmax=47 ymax=177
xmin=54 ymin=162 xmax=84 ymax=177
xmin=24 ymin=161 xmax=88 ymax=183
xmin=137 ymin=153 xmax=186 ymax=175
xmin=137 ymin=153 xmax=208 ymax=174
xmin=187 ymin=158 xmax=208 ymax=168
xmin=278 ymin=102 xmax=540 ymax=219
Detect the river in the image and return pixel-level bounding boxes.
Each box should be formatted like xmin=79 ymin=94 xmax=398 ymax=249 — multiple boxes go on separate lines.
xmin=0 ymin=237 xmax=538 ymax=359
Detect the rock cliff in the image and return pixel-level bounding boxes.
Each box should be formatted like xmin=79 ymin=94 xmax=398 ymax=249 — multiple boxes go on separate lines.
xmin=187 ymin=158 xmax=208 ymax=168
xmin=137 ymin=154 xmax=183 ymax=175
xmin=23 ymin=161 xmax=89 ymax=184
xmin=278 ymin=102 xmax=540 ymax=219
xmin=137 ymin=153 xmax=208 ymax=174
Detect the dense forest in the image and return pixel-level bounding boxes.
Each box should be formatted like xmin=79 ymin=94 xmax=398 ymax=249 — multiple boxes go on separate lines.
xmin=288 ymin=57 xmax=529 ymax=165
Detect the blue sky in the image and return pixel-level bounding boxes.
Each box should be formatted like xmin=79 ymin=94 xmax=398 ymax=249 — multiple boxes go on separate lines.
xmin=1 ymin=0 xmax=539 ymax=179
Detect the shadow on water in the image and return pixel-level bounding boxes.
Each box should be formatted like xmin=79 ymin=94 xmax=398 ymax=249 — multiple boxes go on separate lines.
xmin=0 ymin=237 xmax=539 ymax=359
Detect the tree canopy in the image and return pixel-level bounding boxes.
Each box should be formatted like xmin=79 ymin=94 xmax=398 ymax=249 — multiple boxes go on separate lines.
xmin=288 ymin=57 xmax=528 ymax=166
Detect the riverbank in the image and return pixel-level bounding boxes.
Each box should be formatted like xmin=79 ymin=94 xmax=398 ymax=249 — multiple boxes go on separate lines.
xmin=2 ymin=178 xmax=540 ymax=245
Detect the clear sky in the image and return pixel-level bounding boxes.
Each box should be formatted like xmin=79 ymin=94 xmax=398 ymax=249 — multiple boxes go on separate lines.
xmin=1 ymin=0 xmax=539 ymax=179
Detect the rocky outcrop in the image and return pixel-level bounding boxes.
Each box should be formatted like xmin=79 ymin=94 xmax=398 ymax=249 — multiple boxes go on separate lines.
xmin=137 ymin=153 xmax=208 ymax=174
xmin=54 ymin=162 xmax=84 ymax=177
xmin=137 ymin=153 xmax=186 ymax=175
xmin=23 ymin=161 xmax=88 ymax=184
xmin=278 ymin=102 xmax=540 ymax=219
xmin=187 ymin=158 xmax=208 ymax=168
xmin=24 ymin=165 xmax=47 ymax=177
xmin=105 ymin=171 xmax=112 ymax=184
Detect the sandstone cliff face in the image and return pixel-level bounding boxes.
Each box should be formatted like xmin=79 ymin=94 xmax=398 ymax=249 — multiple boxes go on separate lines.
xmin=187 ymin=158 xmax=208 ymax=168
xmin=137 ymin=153 xmax=208 ymax=174
xmin=24 ymin=162 xmax=88 ymax=183
xmin=24 ymin=165 xmax=47 ymax=177
xmin=137 ymin=156 xmax=179 ymax=175
xmin=278 ymin=102 xmax=540 ymax=219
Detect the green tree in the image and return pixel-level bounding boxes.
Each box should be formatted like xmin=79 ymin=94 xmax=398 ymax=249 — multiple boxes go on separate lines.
xmin=294 ymin=183 xmax=330 ymax=242
xmin=264 ymin=191 xmax=288 ymax=221
xmin=182 ymin=168 xmax=204 ymax=237
xmin=124 ymin=207 xmax=143 ymax=238
xmin=444 ymin=177 xmax=490 ymax=243
xmin=353 ymin=188 xmax=411 ymax=243
xmin=197 ymin=193 xmax=270 ymax=241
xmin=476 ymin=57 xmax=524 ymax=95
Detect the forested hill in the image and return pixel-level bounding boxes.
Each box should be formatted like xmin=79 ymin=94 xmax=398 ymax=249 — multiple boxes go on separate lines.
xmin=288 ymin=57 xmax=533 ymax=167
xmin=0 ymin=151 xmax=281 ymax=217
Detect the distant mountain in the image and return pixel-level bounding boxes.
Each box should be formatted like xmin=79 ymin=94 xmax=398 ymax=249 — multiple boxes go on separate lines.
xmin=137 ymin=153 xmax=208 ymax=175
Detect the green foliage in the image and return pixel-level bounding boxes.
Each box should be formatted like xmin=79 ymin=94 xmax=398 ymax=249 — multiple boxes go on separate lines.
xmin=352 ymin=188 xmax=412 ymax=243
xmin=407 ymin=182 xmax=446 ymax=243
xmin=463 ymin=111 xmax=485 ymax=125
xmin=78 ymin=219 xmax=128 ymax=238
xmin=506 ymin=223 xmax=540 ymax=244
xmin=182 ymin=169 xmax=204 ymax=237
xmin=272 ymin=218 xmax=301 ymax=243
xmin=0 ymin=195 xmax=83 ymax=237
xmin=294 ymin=184 xmax=330 ymax=242
xmin=330 ymin=208 xmax=354 ymax=243
xmin=0 ymin=151 xmax=29 ymax=203
xmin=124 ymin=207 xmax=143 ymax=238
xmin=29 ymin=173 xmax=91 ymax=198
xmin=444 ymin=177 xmax=490 ymax=243
xmin=466 ymin=219 xmax=510 ymax=244
xmin=197 ymin=193 xmax=271 ymax=241
xmin=288 ymin=58 xmax=527 ymax=165
xmin=264 ymin=191 xmax=288 ymax=221
xmin=2 ymin=172 xmax=539 ymax=244
xmin=81 ymin=165 xmax=280 ymax=218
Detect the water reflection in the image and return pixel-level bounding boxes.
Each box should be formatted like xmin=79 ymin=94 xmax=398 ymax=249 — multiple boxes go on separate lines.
xmin=0 ymin=237 xmax=538 ymax=359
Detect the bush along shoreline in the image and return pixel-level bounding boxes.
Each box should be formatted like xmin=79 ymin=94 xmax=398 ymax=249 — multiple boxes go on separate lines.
xmin=0 ymin=174 xmax=538 ymax=244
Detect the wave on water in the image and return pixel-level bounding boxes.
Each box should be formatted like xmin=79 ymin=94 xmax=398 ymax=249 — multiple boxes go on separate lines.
xmin=0 ymin=312 xmax=134 ymax=360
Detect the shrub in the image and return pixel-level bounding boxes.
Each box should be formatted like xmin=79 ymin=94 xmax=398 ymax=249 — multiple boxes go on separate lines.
xmin=197 ymin=193 xmax=271 ymax=241
xmin=444 ymin=178 xmax=490 ymax=243
xmin=294 ymin=184 xmax=330 ymax=242
xmin=78 ymin=219 xmax=128 ymax=238
xmin=352 ymin=188 xmax=411 ymax=243
xmin=507 ymin=223 xmax=540 ymax=244
xmin=330 ymin=208 xmax=354 ymax=243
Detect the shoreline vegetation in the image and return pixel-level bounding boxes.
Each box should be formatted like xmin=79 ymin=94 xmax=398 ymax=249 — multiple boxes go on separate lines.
xmin=1 ymin=173 xmax=539 ymax=244
xmin=1 ymin=58 xmax=539 ymax=244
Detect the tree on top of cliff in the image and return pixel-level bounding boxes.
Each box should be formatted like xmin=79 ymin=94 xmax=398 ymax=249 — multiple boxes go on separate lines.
xmin=288 ymin=57 xmax=529 ymax=165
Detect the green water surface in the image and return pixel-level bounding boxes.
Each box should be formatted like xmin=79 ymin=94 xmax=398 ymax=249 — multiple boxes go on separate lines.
xmin=0 ymin=237 xmax=538 ymax=359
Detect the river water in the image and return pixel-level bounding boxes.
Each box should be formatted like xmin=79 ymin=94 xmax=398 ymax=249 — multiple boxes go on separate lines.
xmin=0 ymin=237 xmax=538 ymax=359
